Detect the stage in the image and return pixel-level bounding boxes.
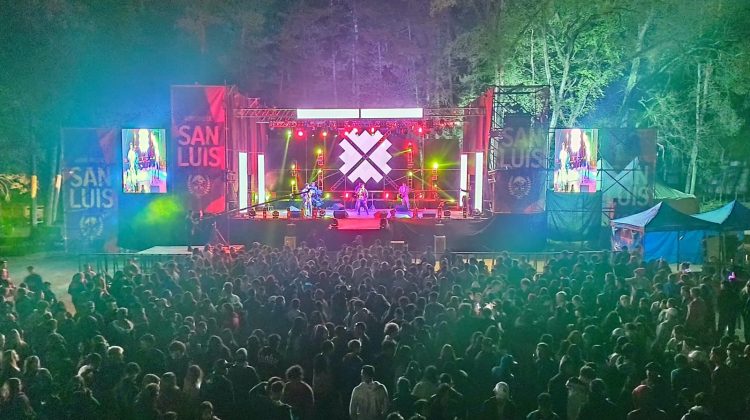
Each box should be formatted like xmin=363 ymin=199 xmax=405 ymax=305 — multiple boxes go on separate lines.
xmin=209 ymin=211 xmax=547 ymax=252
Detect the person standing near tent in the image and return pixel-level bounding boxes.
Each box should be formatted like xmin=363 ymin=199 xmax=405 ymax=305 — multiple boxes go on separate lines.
xmin=685 ymin=287 xmax=708 ymax=344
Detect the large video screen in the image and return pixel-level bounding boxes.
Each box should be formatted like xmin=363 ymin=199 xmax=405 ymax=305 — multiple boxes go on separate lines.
xmin=553 ymin=128 xmax=598 ymax=193
xmin=122 ymin=128 xmax=167 ymax=193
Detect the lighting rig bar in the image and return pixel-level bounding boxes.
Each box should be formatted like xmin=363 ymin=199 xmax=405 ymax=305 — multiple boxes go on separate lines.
xmin=234 ymin=106 xmax=485 ymax=125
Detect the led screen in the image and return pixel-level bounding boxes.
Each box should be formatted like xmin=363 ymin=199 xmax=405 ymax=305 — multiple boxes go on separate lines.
xmin=122 ymin=128 xmax=167 ymax=193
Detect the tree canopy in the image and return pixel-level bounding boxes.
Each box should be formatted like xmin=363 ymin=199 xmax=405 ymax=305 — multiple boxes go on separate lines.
xmin=0 ymin=0 xmax=748 ymax=198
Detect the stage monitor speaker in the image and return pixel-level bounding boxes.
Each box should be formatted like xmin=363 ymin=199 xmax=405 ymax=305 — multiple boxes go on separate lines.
xmin=395 ymin=205 xmax=409 ymax=213
xmin=289 ymin=210 xmax=301 ymax=219
xmin=434 ymin=235 xmax=446 ymax=255
xmin=390 ymin=240 xmax=407 ymax=251
xmin=333 ymin=210 xmax=348 ymax=219
xmin=332 ymin=202 xmax=345 ymax=210
xmin=422 ymin=213 xmax=436 ymax=219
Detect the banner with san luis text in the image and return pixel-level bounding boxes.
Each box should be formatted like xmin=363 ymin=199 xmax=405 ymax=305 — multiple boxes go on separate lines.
xmin=62 ymin=128 xmax=120 ymax=252
xmin=171 ymin=85 xmax=227 ymax=213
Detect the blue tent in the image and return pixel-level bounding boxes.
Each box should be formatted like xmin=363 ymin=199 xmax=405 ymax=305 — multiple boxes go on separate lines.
xmin=611 ymin=202 xmax=720 ymax=263
xmin=693 ymin=200 xmax=750 ymax=231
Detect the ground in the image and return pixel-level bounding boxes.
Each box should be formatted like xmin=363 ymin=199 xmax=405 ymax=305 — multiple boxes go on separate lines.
xmin=6 ymin=251 xmax=76 ymax=311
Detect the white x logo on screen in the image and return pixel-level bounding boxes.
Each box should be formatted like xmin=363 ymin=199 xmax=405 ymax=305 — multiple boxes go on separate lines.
xmin=339 ymin=130 xmax=392 ymax=183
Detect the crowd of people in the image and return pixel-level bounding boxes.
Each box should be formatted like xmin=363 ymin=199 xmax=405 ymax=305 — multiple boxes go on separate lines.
xmin=0 ymin=241 xmax=749 ymax=420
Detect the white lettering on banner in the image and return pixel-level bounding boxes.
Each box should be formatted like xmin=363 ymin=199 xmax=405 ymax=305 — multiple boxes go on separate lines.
xmin=338 ymin=130 xmax=393 ymax=183
xmin=67 ymin=166 xmax=115 ymax=209
xmin=497 ymin=127 xmax=547 ymax=169
xmin=176 ymin=124 xmax=224 ymax=168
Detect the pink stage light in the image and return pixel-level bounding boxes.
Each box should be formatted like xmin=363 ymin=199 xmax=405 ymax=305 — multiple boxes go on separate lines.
xmin=297 ymin=108 xmax=359 ymax=119
xmin=296 ymin=129 xmax=305 ymax=138
xmin=360 ymin=108 xmax=423 ymax=119
xmin=417 ymin=126 xmax=424 ymax=134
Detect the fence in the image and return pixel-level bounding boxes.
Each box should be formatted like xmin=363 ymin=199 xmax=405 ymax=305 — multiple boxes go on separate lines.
xmin=78 ymin=250 xmax=607 ymax=275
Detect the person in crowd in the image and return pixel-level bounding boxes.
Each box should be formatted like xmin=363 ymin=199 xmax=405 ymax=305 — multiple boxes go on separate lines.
xmin=350 ymin=365 xmax=389 ymax=420
xmin=1 ymin=244 xmax=749 ymax=420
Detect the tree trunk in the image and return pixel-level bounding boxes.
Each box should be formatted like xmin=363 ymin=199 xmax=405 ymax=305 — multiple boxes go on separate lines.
xmin=687 ymin=64 xmax=701 ymax=194
xmin=618 ymin=10 xmax=654 ymax=126
xmin=530 ymin=29 xmax=536 ymax=83
xmin=45 ymin=143 xmax=59 ymax=226
xmin=541 ymin=28 xmax=559 ymax=128
xmin=351 ymin=0 xmax=360 ymax=105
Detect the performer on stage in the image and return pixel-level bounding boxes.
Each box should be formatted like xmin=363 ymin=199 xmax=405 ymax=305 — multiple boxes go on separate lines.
xmin=460 ymin=186 xmax=471 ymax=215
xmin=302 ymin=183 xmax=313 ymax=217
xmin=355 ymin=182 xmax=369 ymax=215
xmin=398 ymin=182 xmax=410 ymax=210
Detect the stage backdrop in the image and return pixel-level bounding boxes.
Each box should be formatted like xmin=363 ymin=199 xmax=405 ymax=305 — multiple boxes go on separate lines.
xmin=493 ymin=121 xmax=548 ymax=213
xmin=62 ymin=128 xmax=120 ymax=252
xmin=171 ymin=85 xmax=227 ymax=213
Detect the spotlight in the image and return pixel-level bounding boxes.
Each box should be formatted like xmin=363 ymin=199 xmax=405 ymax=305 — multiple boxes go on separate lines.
xmin=370 ymin=127 xmax=376 ymax=134
xmin=385 ymin=192 xmax=389 ymax=199
xmin=417 ymin=126 xmax=424 ymax=134
xmin=248 ymin=209 xmax=256 ymax=218
xmin=433 ymin=163 xmax=438 ymax=170
xmin=272 ymin=210 xmax=280 ymax=219
xmin=318 ymin=209 xmax=326 ymax=218
xmin=296 ymin=129 xmax=305 ymax=138
xmin=322 ymin=130 xmax=328 ymax=138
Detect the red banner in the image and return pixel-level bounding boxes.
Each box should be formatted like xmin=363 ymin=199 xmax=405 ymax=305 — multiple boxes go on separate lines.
xmin=171 ymin=86 xmax=227 ymax=213
xmin=462 ymin=88 xmax=494 ymax=153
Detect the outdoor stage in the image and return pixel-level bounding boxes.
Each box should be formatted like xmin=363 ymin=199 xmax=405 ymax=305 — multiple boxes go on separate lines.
xmin=213 ymin=210 xmax=547 ymax=251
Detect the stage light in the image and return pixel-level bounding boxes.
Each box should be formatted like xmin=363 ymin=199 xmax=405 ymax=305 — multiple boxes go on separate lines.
xmin=291 ymin=180 xmax=296 ymax=186
xmin=258 ymin=154 xmax=266 ymax=203
xmin=417 ymin=126 xmax=424 ymax=134
xmin=325 ymin=193 xmax=330 ymax=199
xmin=433 ymin=162 xmax=438 ymax=170
xmin=408 ymin=171 xmax=413 ymax=177
xmin=322 ymin=130 xmax=328 ymax=138
xmin=459 ymin=154 xmax=468 ymax=205
xmin=345 ymin=193 xmax=350 ymax=199
xmin=239 ymin=152 xmax=248 ymax=213
xmin=360 ymin=108 xmax=423 ymax=119
xmin=291 ymin=163 xmax=296 ymax=170
xmin=370 ymin=127 xmax=376 ymax=134
xmin=297 ymin=108 xmax=359 ymax=119
xmin=385 ymin=193 xmax=390 ymax=199
xmin=296 ymin=129 xmax=305 ymax=138
xmin=316 ymin=148 xmax=322 ymax=155
xmin=474 ymin=152 xmax=483 ymax=213
xmin=286 ymin=129 xmax=292 ymax=138
xmin=272 ymin=210 xmax=280 ymax=219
